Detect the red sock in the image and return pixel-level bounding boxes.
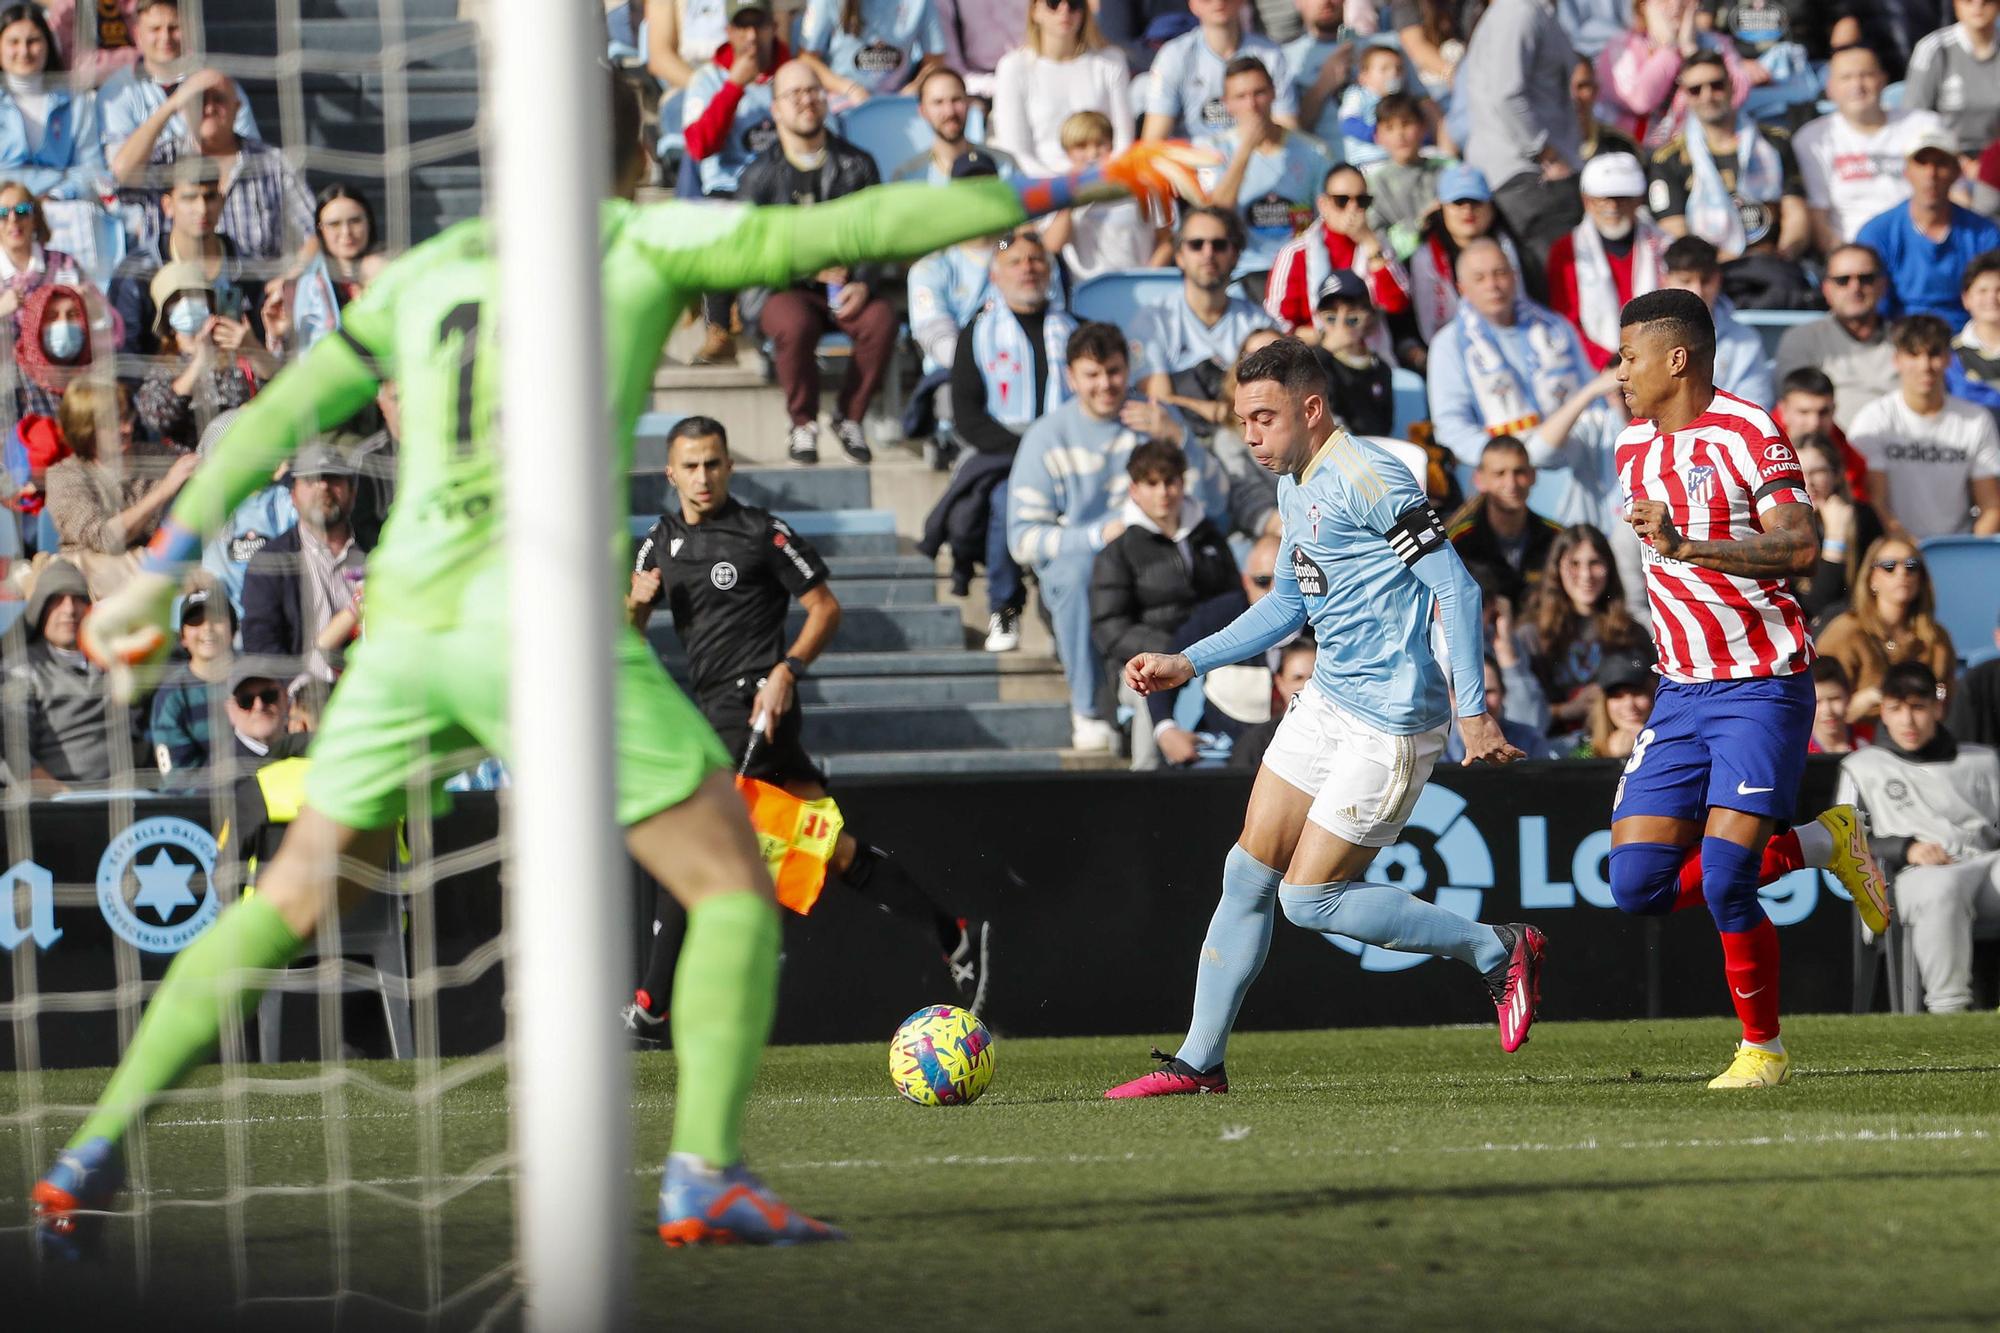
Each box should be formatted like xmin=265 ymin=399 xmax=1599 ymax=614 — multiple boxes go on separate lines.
xmin=1718 ymin=918 xmax=1781 ymax=1043
xmin=1673 ymin=831 xmax=1807 ymax=912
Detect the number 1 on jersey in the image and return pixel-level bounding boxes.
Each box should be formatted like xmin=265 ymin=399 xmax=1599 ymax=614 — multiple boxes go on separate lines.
xmin=440 ymin=301 xmax=481 ymax=459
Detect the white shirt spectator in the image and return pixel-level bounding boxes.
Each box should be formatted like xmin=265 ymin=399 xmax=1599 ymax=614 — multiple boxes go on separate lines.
xmin=1794 ymin=107 xmax=1946 ymax=243
xmin=1127 ymin=295 xmax=1276 ymax=381
xmin=989 ymin=44 xmax=1132 ymax=177
xmin=1142 ymin=28 xmax=1295 ymax=139
xmin=1850 ymin=391 xmax=2000 ymax=538
xmin=1057 ymin=198 xmax=1156 ymax=281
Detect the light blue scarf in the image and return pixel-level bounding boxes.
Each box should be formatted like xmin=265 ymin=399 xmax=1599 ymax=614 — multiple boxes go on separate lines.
xmin=972 ymin=303 xmax=1075 ymax=428
xmin=1684 ymin=115 xmax=1785 ymax=257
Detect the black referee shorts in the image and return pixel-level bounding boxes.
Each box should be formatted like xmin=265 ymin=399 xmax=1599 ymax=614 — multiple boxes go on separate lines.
xmin=697 ymin=675 xmax=826 ymax=787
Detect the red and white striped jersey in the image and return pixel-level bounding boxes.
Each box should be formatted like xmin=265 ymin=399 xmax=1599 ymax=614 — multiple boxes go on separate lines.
xmin=1616 ymin=390 xmax=1814 ymax=682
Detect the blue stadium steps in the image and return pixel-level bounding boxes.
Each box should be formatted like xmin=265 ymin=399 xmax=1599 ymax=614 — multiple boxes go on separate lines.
xmin=633 ymin=463 xmax=1101 ymax=775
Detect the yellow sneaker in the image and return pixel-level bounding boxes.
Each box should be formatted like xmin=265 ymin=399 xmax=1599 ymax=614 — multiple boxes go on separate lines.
xmin=1708 ymin=1042 xmax=1791 ymax=1089
xmin=1816 ymin=804 xmax=1891 ymax=935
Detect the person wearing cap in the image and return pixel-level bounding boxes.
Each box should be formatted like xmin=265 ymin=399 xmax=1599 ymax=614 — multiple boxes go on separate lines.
xmin=134 ymin=257 xmax=275 ymax=450
xmin=192 ymin=406 xmax=298 ymax=618
xmin=240 ymin=439 xmax=368 ymax=682
xmin=1310 ymin=269 xmax=1392 ymax=436
xmin=986 ymin=0 xmax=1130 ymax=179
xmin=148 ymin=573 xmax=237 ymax=778
xmin=892 ymin=66 xmax=1020 ymax=185
xmin=1796 ymin=46 xmax=1949 ymax=252
xmin=1139 ymin=0 xmax=1296 ymax=142
xmin=1567 ymin=645 xmax=1658 ymax=760
xmin=7 ymin=558 xmax=143 ymax=787
xmin=44 ymin=376 xmax=197 ymax=596
xmin=736 ymin=60 xmax=896 ymax=466
xmin=1198 ymin=54 xmax=1338 ymax=272
xmin=1545 ymin=150 xmax=1669 ymax=369
xmin=1855 ymin=129 xmax=2000 ymax=331
xmin=1405 ymin=163 xmax=1527 ymax=350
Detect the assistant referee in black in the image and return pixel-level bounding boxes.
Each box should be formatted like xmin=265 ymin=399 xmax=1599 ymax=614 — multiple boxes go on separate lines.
xmin=622 ymin=417 xmax=986 ymax=1035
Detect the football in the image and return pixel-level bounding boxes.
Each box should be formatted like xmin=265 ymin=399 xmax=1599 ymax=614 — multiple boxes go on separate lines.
xmin=888 ymin=1005 xmax=995 ymax=1106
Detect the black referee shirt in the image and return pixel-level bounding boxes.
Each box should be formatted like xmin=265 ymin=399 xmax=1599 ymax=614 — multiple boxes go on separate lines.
xmin=634 ymin=497 xmax=829 ymax=693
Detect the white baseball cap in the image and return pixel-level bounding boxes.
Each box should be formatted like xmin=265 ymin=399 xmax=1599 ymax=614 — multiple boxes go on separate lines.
xmin=1579 ymin=151 xmax=1647 ymax=199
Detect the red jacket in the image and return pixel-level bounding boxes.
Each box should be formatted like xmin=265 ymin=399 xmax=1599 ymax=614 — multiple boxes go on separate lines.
xmin=684 ymin=39 xmax=791 ymax=162
xmin=1263 ymin=225 xmax=1411 ymax=333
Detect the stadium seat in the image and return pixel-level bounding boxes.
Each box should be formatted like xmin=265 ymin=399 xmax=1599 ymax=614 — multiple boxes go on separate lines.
xmin=1735 ymin=308 xmax=1819 ymax=361
xmin=256 ymin=889 xmax=414 ymax=1064
xmin=833 ymin=97 xmax=929 ymax=179
xmin=1389 ymin=366 xmax=1426 ymax=438
xmin=1071 ymin=268 xmax=1184 ymax=328
xmin=1917 ymin=535 xmax=2000 ymax=666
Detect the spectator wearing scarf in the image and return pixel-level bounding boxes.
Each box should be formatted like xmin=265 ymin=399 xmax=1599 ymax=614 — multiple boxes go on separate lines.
xmin=1546 ymin=152 xmax=1667 ymax=369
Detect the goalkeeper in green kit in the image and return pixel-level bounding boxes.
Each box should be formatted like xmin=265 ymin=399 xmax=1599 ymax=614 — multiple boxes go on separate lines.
xmin=33 ymin=73 xmax=1211 ymax=1252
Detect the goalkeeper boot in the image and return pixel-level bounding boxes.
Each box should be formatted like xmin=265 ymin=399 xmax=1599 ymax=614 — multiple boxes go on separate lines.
xmin=1816 ymin=805 xmax=1891 ymax=935
xmin=1708 ymin=1042 xmax=1791 ymax=1089
xmin=1103 ymin=1047 xmax=1227 ymax=1099
xmin=1484 ymin=923 xmax=1546 ymax=1053
xmin=31 ymin=1136 xmax=124 ymax=1261
xmin=658 ymin=1152 xmax=845 ymax=1247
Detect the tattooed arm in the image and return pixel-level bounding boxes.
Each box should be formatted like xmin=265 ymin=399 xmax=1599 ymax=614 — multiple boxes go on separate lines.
xmin=1627 ymin=500 xmax=1818 ymax=578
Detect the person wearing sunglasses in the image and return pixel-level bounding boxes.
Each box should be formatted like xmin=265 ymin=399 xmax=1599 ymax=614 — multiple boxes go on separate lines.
xmin=1594 ymin=0 xmax=1748 ymax=153
xmin=988 ymin=0 xmax=1131 ymax=178
xmin=1646 ymin=49 xmax=1813 ymax=310
xmin=1129 ymin=205 xmax=1277 ymax=421
xmin=1197 ymin=54 xmax=1336 ymax=272
xmin=1796 ymin=46 xmax=1950 ymax=254
xmin=1264 ymin=162 xmax=1409 ymax=347
xmin=0 ymin=180 xmax=104 ymax=340
xmin=217 ymin=656 xmax=306 ymax=772
xmin=1816 ymin=537 xmax=1958 ymax=726
xmin=1774 ymin=242 xmax=1899 ymax=430
xmin=1849 ymin=312 xmax=2000 ymax=542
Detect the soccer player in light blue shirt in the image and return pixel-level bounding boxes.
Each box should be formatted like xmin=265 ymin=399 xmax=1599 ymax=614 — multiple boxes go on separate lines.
xmin=1103 ymin=337 xmax=1547 ymax=1100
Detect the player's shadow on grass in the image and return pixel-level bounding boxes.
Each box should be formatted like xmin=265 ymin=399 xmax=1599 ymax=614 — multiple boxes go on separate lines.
xmin=883 ymin=1164 xmax=2000 ymax=1230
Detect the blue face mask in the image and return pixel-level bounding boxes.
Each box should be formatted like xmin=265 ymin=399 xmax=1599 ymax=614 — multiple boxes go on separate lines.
xmin=41 ymin=320 xmax=82 ymax=360
xmin=167 ymin=296 xmax=211 ymax=336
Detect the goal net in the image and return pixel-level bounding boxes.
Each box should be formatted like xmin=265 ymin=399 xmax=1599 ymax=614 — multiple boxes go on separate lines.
xmin=0 ymin=0 xmax=621 ymax=1324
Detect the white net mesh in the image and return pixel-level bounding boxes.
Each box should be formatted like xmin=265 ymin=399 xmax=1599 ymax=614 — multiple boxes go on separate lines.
xmin=0 ymin=0 xmax=526 ymax=1322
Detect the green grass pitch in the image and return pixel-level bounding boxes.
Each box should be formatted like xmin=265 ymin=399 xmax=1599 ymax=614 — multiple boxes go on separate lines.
xmin=7 ymin=1013 xmax=2000 ymax=1329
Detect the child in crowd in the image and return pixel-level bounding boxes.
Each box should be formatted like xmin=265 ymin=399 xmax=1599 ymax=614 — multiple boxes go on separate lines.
xmin=1311 ymin=270 xmax=1392 ymax=437
xmin=1041 ymin=111 xmax=1170 ymax=281
xmin=1337 ymin=43 xmax=1405 ymax=167
xmin=1364 ymin=92 xmax=1442 ymax=261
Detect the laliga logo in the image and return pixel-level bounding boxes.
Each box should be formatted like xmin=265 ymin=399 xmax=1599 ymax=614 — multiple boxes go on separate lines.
xmin=1340 ymin=785 xmax=1491 ymax=973
xmin=96 ymin=817 xmax=220 ymax=954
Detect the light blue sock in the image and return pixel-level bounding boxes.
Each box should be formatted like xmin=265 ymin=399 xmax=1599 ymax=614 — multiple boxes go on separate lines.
xmin=1279 ymin=880 xmax=1508 ymax=973
xmin=1176 ymin=844 xmax=1282 ymax=1072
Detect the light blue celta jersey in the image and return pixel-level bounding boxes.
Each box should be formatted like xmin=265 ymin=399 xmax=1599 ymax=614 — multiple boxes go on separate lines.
xmin=1185 ymin=430 xmax=1487 ymax=735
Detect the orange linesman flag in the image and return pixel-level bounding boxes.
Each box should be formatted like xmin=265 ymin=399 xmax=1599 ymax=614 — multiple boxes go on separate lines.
xmin=734 ymin=776 xmax=845 ymax=916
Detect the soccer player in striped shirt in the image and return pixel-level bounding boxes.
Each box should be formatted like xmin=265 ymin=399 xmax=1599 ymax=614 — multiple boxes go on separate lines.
xmin=1609 ymin=289 xmax=1891 ymax=1090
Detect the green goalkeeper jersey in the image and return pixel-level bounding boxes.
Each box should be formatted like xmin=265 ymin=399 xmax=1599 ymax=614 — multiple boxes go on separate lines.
xmin=168 ymin=177 xmax=1033 ymax=630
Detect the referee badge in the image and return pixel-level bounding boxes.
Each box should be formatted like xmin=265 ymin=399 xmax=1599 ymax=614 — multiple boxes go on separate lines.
xmin=710 ymin=561 xmax=738 ymax=590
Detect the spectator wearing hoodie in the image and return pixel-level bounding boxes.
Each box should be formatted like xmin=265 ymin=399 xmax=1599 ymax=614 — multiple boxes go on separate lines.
xmin=1090 ymin=437 xmax=1246 ymax=767
xmin=4 ymin=557 xmax=143 ymax=786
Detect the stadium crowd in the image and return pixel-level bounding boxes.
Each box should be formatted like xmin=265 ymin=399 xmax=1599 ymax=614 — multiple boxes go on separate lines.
xmin=0 ymin=0 xmax=1998 ymax=998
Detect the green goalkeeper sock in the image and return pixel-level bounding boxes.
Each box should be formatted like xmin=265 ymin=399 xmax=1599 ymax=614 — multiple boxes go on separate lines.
xmin=70 ymin=893 xmax=306 ymax=1150
xmin=668 ymin=891 xmax=780 ymax=1168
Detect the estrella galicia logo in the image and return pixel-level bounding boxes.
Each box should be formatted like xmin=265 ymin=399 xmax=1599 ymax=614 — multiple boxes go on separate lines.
xmin=96 ymin=817 xmax=219 ymax=954
xmin=1336 ymin=785 xmax=1491 ymax=973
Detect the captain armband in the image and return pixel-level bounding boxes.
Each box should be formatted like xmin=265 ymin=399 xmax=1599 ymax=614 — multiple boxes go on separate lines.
xmin=1384 ymin=503 xmax=1448 ymax=568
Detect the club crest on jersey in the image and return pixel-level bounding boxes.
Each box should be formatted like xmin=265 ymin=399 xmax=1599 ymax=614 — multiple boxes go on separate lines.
xmin=710 ymin=561 xmax=738 ymax=590
xmin=1292 ymin=545 xmax=1327 ymax=597
xmin=1307 ymin=501 xmax=1322 ymax=542
xmin=1684 ymin=465 xmax=1715 ymax=505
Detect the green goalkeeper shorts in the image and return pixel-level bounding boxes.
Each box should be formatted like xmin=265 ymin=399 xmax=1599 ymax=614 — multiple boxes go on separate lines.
xmin=303 ymin=619 xmax=731 ymax=831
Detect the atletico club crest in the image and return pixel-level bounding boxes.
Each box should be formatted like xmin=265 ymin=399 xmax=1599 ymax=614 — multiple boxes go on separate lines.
xmin=1684 ymin=465 xmax=1715 ymax=506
